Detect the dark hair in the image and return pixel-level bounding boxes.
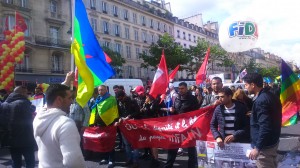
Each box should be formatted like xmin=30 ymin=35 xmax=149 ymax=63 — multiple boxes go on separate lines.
xmin=119 ymin=85 xmax=125 ymax=90
xmin=212 ymin=76 xmax=222 ymax=83
xmin=35 ymin=87 xmax=42 ymax=90
xmin=0 ymin=89 xmax=7 ymax=94
xmin=242 ymin=73 xmax=263 ymax=87
xmin=178 ymin=82 xmax=187 ymax=87
xmin=115 ymin=90 xmax=125 ymax=98
xmin=113 ymin=85 xmax=119 ymax=89
xmin=46 ymin=84 xmax=70 ymax=106
xmin=219 ymin=87 xmax=233 ymax=96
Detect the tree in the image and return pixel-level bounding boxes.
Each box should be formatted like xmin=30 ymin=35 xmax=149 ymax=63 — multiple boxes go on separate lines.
xmin=102 ymin=46 xmax=125 ymax=77
xmin=140 ymin=33 xmax=190 ymax=71
xmin=186 ymin=39 xmax=230 ymax=76
xmin=257 ymin=66 xmax=280 ymax=81
xmin=242 ymin=58 xmax=260 ymax=73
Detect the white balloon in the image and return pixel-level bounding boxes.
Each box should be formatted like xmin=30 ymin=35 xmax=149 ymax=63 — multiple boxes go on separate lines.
xmin=219 ymin=17 xmax=259 ymax=52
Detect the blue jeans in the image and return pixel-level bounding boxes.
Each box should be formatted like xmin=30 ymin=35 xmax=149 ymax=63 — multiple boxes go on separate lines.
xmin=10 ymin=147 xmax=35 ymax=168
xmin=121 ymin=133 xmax=139 ymax=162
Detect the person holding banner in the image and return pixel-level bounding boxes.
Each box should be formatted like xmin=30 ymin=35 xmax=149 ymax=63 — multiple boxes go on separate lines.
xmin=210 ymin=87 xmax=250 ymax=148
xmin=243 ymin=73 xmax=282 ymax=168
xmin=164 ymin=82 xmax=199 ymax=168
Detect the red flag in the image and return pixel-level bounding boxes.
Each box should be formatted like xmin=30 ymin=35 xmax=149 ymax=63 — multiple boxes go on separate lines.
xmin=104 ymin=52 xmax=112 ymax=63
xmin=196 ymin=47 xmax=210 ymax=85
xmin=15 ymin=11 xmax=27 ymax=32
xmin=149 ymin=50 xmax=169 ymax=99
xmin=169 ymin=65 xmax=180 ymax=82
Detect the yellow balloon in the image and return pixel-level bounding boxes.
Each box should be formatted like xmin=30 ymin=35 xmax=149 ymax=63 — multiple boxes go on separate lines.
xmin=3 ymin=66 xmax=9 ymax=71
xmin=5 ymin=77 xmax=11 ymax=82
xmin=2 ymin=81 xmax=7 ymax=86
xmin=3 ymin=51 xmax=8 ymax=56
xmin=15 ymin=57 xmax=21 ymax=62
xmin=1 ymin=70 xmax=5 ymax=74
xmin=9 ymin=73 xmax=14 ymax=78
xmin=7 ymin=62 xmax=13 ymax=67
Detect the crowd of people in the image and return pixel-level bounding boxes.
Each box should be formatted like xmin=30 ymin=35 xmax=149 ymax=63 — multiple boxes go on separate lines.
xmin=0 ymin=72 xmax=284 ymax=168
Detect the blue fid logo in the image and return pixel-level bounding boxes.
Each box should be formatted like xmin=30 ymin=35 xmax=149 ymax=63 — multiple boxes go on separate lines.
xmin=228 ymin=21 xmax=258 ymax=39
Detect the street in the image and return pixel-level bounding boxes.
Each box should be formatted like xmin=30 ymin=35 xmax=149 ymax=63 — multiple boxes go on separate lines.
xmin=0 ymin=123 xmax=299 ymax=168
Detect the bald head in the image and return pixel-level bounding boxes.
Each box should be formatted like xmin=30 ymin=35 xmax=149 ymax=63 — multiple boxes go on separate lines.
xmin=14 ymin=86 xmax=28 ymax=97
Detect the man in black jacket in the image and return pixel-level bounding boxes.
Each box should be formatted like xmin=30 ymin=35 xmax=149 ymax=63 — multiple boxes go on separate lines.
xmin=2 ymin=86 xmax=36 ymax=168
xmin=164 ymin=82 xmax=199 ymax=168
xmin=243 ymin=73 xmax=282 ymax=168
xmin=210 ymin=87 xmax=250 ymax=149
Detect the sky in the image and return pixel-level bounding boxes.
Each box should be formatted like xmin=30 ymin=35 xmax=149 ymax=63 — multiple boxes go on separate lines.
xmin=168 ymin=0 xmax=300 ymax=67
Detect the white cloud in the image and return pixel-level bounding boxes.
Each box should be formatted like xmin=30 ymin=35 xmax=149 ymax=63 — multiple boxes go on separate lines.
xmin=169 ymin=0 xmax=300 ymax=66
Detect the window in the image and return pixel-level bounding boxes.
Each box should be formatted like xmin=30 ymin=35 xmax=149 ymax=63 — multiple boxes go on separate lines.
xmin=183 ymin=32 xmax=186 ymax=40
xmin=91 ymin=18 xmax=97 ymax=32
xmin=177 ymin=30 xmax=180 ymax=38
xmin=183 ymin=43 xmax=186 ymax=48
xmin=52 ymin=52 xmax=63 ymax=73
xmin=102 ymin=1 xmax=107 ymax=13
xmin=136 ymin=47 xmax=140 ymax=60
xmin=134 ymin=30 xmax=139 ymax=41
xmin=163 ymin=24 xmax=167 ymax=32
xmin=137 ymin=67 xmax=141 ymax=78
xmin=49 ymin=26 xmax=59 ymax=44
xmin=125 ymin=27 xmax=130 ymax=39
xmin=126 ymin=66 xmax=134 ymax=78
xmin=4 ymin=0 xmax=13 ymax=4
xmin=103 ymin=21 xmax=109 ymax=34
xmin=90 ymin=0 xmax=96 ymax=10
xmin=157 ymin=22 xmax=160 ymax=30
xmin=126 ymin=45 xmax=131 ymax=58
xmin=151 ymin=34 xmax=155 ymax=43
xmin=124 ymin=9 xmax=128 ymax=20
xmin=115 ymin=43 xmax=122 ymax=54
xmin=104 ymin=41 xmax=110 ymax=48
xmin=188 ymin=34 xmax=191 ymax=41
xmin=142 ymin=32 xmax=147 ymax=43
xmin=150 ymin=19 xmax=153 ymax=28
xmin=115 ymin=24 xmax=120 ymax=36
xmin=193 ymin=35 xmax=196 ymax=42
xmin=113 ymin=5 xmax=118 ymax=17
xmin=5 ymin=15 xmax=30 ymax=36
xmin=20 ymin=0 xmax=28 ymax=8
xmin=141 ymin=16 xmax=146 ymax=26
xmin=144 ymin=68 xmax=149 ymax=78
xmin=132 ymin=13 xmax=137 ymax=24
xmin=50 ymin=0 xmax=57 ymax=13
xmin=169 ymin=26 xmax=172 ymax=35
xmin=16 ymin=49 xmax=30 ymax=71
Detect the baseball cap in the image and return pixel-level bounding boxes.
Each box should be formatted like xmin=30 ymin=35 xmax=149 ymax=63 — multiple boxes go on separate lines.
xmin=133 ymin=85 xmax=145 ymax=95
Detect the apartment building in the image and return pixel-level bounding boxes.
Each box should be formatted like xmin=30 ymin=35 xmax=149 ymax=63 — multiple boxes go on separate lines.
xmin=83 ymin=0 xmax=174 ymax=81
xmin=0 ymin=0 xmax=72 ymax=84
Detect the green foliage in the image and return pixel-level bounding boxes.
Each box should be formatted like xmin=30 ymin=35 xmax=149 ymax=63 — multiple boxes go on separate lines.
xmin=257 ymin=66 xmax=280 ymax=80
xmin=242 ymin=58 xmax=259 ymax=73
xmin=140 ymin=33 xmax=189 ymax=71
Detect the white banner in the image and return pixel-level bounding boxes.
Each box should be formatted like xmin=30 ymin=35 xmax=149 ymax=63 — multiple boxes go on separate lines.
xmin=196 ymin=140 xmax=257 ymax=168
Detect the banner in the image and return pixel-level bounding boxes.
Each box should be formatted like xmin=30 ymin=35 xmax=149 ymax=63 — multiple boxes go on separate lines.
xmin=196 ymin=140 xmax=257 ymax=168
xmin=119 ymin=106 xmax=215 ymax=149
xmin=83 ymin=126 xmax=117 ymax=153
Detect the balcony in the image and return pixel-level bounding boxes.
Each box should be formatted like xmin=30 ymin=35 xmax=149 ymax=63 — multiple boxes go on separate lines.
xmin=15 ymin=68 xmax=33 ymax=73
xmin=1 ymin=0 xmax=31 ymax=12
xmin=46 ymin=11 xmax=65 ymax=25
xmin=35 ymin=36 xmax=70 ymax=48
xmin=51 ymin=69 xmax=64 ymax=74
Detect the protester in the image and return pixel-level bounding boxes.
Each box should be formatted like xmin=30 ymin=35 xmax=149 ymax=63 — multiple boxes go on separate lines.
xmin=115 ymin=90 xmax=141 ymax=168
xmin=33 ymin=84 xmax=85 ymax=168
xmin=232 ymin=89 xmax=253 ymax=113
xmin=201 ymin=77 xmax=223 ymax=107
xmin=195 ymin=87 xmax=204 ymax=106
xmin=2 ymin=86 xmax=36 ymax=168
xmin=164 ymin=82 xmax=199 ymax=168
xmin=210 ymin=87 xmax=250 ymax=149
xmin=243 ymin=73 xmax=282 ymax=168
xmin=33 ymin=87 xmax=45 ymax=105
xmin=89 ymin=85 xmax=118 ymax=168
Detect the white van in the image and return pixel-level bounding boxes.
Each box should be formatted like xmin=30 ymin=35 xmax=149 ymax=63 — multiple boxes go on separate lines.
xmin=223 ymin=83 xmax=246 ymax=90
xmin=104 ymin=79 xmax=143 ymax=96
xmin=172 ymin=81 xmax=196 ymax=90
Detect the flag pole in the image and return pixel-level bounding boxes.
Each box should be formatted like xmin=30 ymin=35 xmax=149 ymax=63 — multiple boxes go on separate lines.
xmin=71 ymin=0 xmax=75 ymax=71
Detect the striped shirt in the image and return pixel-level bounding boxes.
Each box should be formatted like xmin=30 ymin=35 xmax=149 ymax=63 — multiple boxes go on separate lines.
xmin=224 ymin=104 xmax=236 ymax=136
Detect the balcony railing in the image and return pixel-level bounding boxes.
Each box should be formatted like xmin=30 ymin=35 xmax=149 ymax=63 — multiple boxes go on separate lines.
xmin=15 ymin=67 xmax=66 ymax=74
xmin=1 ymin=0 xmax=31 ymax=11
xmin=35 ymin=36 xmax=70 ymax=48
